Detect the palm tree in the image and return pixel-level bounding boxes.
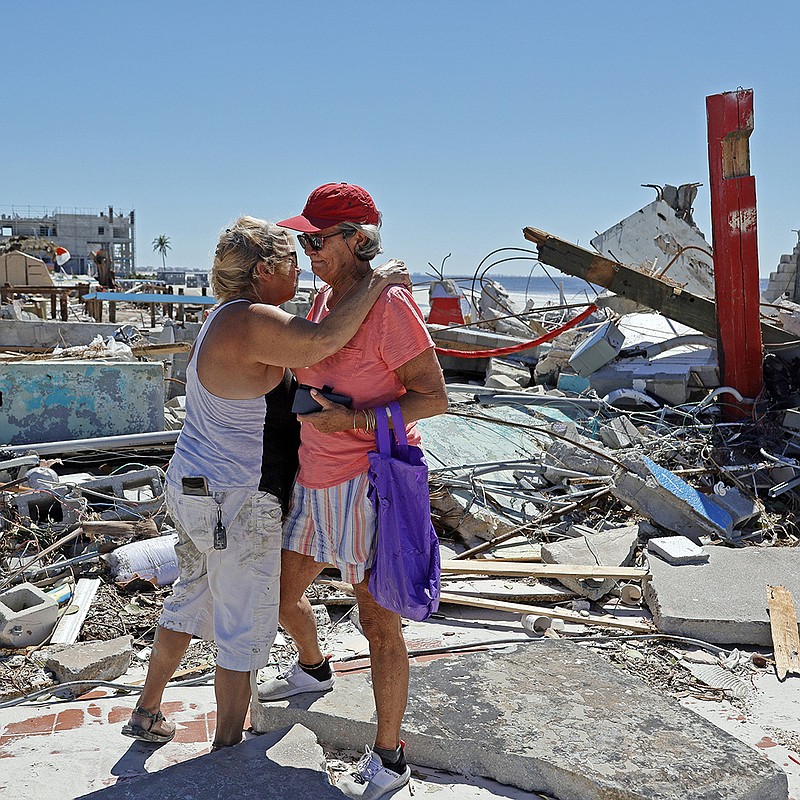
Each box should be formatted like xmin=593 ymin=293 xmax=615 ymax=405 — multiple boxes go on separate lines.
xmin=152 ymin=235 xmax=171 ymax=269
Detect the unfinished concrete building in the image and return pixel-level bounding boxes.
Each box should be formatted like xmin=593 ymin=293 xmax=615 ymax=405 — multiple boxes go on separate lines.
xmin=763 ymin=232 xmax=800 ymax=303
xmin=0 ymin=205 xmax=136 ymax=276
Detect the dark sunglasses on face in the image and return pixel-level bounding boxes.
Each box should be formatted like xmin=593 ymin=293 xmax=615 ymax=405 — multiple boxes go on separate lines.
xmin=297 ymin=230 xmax=350 ymax=252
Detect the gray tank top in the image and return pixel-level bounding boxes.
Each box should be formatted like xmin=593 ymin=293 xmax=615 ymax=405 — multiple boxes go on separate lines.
xmin=167 ymin=300 xmax=267 ymax=491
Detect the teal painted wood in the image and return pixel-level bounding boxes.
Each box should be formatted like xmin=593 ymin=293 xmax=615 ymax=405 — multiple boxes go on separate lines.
xmin=0 ymin=362 xmax=164 ymax=445
xmin=82 ymin=291 xmax=217 ymax=305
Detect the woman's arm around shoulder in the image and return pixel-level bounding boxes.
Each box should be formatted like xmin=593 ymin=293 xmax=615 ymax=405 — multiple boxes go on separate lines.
xmin=242 ymin=260 xmax=410 ymax=369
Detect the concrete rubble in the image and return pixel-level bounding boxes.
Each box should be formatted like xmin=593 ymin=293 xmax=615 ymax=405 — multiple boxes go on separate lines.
xmin=540 ymin=524 xmax=639 ymax=600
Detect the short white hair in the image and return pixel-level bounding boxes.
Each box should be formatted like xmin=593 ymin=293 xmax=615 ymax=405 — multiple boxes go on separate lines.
xmin=339 ymin=216 xmax=383 ymax=261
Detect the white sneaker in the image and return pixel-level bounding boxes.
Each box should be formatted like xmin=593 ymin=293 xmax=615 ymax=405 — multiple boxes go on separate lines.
xmin=337 ymin=747 xmax=411 ymax=799
xmin=257 ymin=660 xmax=334 ymax=701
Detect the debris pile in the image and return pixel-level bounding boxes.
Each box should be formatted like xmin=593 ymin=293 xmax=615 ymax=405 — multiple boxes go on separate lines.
xmin=2 ymin=184 xmax=800 ymax=797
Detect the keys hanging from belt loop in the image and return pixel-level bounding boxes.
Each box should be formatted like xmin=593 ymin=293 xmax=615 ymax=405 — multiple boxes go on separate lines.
xmin=213 ymin=503 xmax=227 ymax=550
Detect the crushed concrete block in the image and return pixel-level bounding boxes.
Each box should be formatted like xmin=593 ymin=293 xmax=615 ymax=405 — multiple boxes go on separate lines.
xmin=486 ymin=358 xmax=531 ymax=388
xmin=645 ymin=546 xmax=800 ymax=645
xmin=647 ymin=535 xmax=709 ymax=565
xmin=263 ymin=723 xmax=328 ymax=772
xmin=546 ymin=439 xmax=734 ymax=543
xmin=42 ymin=634 xmax=133 ymax=696
xmin=483 ymin=373 xmax=520 ymax=390
xmin=543 ymin=439 xmax=617 ymax=484
xmin=541 ymin=525 xmax=638 ymax=600
xmin=0 ymin=583 xmax=58 ymax=648
xmin=598 ymin=415 xmax=642 ymax=449
xmin=251 ymin=642 xmax=787 ymax=799
xmin=712 ymin=485 xmax=760 ymax=526
xmin=12 ymin=466 xmax=165 ymax=527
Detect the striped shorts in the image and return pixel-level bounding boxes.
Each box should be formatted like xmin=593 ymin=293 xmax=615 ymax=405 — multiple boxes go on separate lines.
xmin=282 ymin=472 xmax=377 ymax=585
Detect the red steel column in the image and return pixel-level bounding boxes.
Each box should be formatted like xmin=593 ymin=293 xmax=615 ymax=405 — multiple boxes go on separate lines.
xmin=706 ymin=88 xmax=763 ymax=417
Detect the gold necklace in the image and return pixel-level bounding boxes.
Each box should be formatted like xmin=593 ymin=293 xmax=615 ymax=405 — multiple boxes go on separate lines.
xmin=330 ymin=274 xmax=361 ymax=308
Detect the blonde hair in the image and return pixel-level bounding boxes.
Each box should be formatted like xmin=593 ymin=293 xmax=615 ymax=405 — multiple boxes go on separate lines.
xmin=211 ymin=216 xmax=295 ymax=302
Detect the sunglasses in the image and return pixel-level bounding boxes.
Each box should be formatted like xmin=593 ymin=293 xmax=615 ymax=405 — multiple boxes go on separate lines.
xmin=297 ymin=230 xmax=350 ymax=252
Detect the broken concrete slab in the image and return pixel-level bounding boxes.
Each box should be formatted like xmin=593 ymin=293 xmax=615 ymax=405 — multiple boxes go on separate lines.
xmin=540 ymin=524 xmax=638 ymax=600
xmin=77 ymin=725 xmax=344 ymax=800
xmin=645 ymin=546 xmax=800 ymax=645
xmin=648 ymin=535 xmax=709 ymax=565
xmin=251 ymin=641 xmax=787 ymax=799
xmin=419 ymin=405 xmax=547 ymax=471
xmin=543 ymin=440 xmax=735 ymax=543
xmin=614 ymin=455 xmax=734 ymax=543
xmin=41 ymin=634 xmax=133 ymax=696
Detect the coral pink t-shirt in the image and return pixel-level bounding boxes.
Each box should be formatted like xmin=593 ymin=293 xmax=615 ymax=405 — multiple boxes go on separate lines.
xmin=296 ymin=284 xmax=434 ymax=489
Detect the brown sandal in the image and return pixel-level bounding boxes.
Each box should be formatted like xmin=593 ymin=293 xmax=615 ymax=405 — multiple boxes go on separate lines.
xmin=121 ymin=706 xmax=176 ymax=744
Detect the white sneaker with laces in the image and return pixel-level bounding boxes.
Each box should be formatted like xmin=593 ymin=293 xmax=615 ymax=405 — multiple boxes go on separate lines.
xmin=257 ymin=660 xmax=334 ymax=701
xmin=337 ymin=746 xmax=412 ymax=800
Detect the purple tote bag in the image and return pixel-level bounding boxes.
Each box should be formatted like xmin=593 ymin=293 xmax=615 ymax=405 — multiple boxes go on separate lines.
xmin=367 ymin=402 xmax=440 ymax=621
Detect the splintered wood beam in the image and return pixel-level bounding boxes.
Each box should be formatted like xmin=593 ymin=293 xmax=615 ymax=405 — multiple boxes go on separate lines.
xmin=522 ymin=226 xmax=794 ymax=345
xmin=767 ymin=585 xmax=800 ymax=681
xmin=441 ymin=559 xmax=648 ymax=581
xmin=439 ymin=592 xmax=652 ymax=632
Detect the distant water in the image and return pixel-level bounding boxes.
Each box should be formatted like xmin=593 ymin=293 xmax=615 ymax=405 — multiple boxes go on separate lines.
xmin=300 ymin=274 xmax=775 ymax=315
xmin=410 ymin=273 xmax=600 ymax=312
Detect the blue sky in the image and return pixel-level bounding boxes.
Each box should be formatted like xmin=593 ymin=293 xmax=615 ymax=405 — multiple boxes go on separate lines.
xmin=3 ymin=1 xmax=798 ymax=277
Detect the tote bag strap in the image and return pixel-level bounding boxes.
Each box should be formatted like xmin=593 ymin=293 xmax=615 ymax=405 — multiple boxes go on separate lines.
xmin=388 ymin=402 xmax=408 ymax=447
xmin=375 ymin=406 xmax=392 ymax=455
xmin=374 ymin=402 xmax=409 ymax=458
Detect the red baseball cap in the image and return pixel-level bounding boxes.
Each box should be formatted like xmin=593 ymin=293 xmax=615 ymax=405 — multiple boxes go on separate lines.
xmin=277 ymin=183 xmax=380 ymax=232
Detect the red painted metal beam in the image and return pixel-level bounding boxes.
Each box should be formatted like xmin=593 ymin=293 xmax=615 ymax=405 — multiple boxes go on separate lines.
xmin=706 ymin=88 xmax=763 ymax=416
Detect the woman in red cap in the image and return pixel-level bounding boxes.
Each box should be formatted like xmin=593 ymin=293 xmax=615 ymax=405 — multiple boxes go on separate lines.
xmin=259 ymin=184 xmax=447 ymax=799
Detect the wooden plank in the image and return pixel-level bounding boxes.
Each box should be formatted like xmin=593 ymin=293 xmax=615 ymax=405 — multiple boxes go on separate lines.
xmin=522 ymin=226 xmax=794 ymax=345
xmin=50 ymin=578 xmax=102 ymax=645
xmin=442 ymin=578 xmax=574 ymax=604
xmin=131 ymin=342 xmax=192 ymax=357
xmin=767 ymin=585 xmax=800 ymax=681
xmin=0 ymin=342 xmax=190 ymax=358
xmin=439 ymin=592 xmax=652 ymax=632
xmin=442 ymin=559 xmax=648 ymax=581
